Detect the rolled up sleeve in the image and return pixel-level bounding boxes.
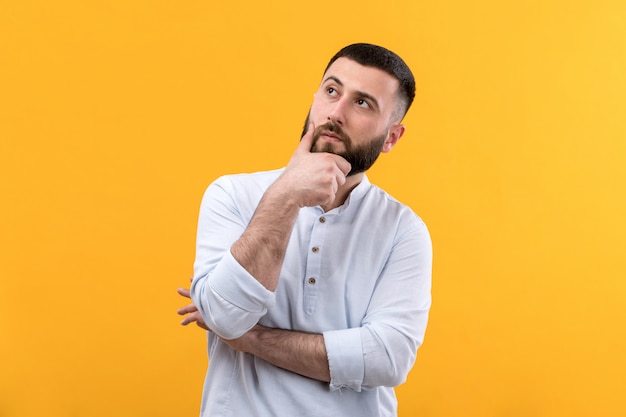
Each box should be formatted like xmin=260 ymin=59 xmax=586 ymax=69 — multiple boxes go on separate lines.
xmin=192 ymin=250 xmax=275 ymax=340
xmin=190 ymin=176 xmax=276 ymax=340
xmin=323 ymin=219 xmax=432 ymax=391
xmin=323 ymin=327 xmax=364 ymax=391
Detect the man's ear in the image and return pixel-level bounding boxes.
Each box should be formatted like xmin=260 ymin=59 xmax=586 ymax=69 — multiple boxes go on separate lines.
xmin=381 ymin=124 xmax=406 ymax=153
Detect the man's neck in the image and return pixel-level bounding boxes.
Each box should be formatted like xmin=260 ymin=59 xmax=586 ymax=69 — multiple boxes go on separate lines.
xmin=320 ymin=172 xmax=364 ymax=212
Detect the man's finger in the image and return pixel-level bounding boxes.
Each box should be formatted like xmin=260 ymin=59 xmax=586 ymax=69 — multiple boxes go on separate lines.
xmin=297 ymin=122 xmax=315 ymax=153
xmin=333 ymin=155 xmax=351 ymax=177
xmin=177 ymin=303 xmax=198 ymax=315
xmin=180 ymin=314 xmax=196 ymax=326
xmin=196 ymin=321 xmax=210 ymax=331
xmin=181 ymin=311 xmax=209 ymax=330
xmin=177 ymin=287 xmax=191 ymax=298
xmin=180 ymin=311 xmax=202 ymax=325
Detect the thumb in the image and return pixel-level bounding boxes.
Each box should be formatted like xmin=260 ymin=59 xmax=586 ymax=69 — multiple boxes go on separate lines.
xmin=297 ymin=122 xmax=315 ymax=153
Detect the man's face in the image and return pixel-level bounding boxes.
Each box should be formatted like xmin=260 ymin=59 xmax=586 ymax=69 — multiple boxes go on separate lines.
xmin=302 ymin=57 xmax=404 ymax=176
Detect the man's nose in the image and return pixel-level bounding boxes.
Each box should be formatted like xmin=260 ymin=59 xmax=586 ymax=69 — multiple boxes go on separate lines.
xmin=327 ymin=97 xmax=348 ymax=125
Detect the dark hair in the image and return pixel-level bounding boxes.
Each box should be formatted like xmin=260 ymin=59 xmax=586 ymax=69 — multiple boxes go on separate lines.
xmin=324 ymin=43 xmax=416 ymax=119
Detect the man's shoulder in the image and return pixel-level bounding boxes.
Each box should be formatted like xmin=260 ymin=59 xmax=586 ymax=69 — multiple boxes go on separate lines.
xmin=211 ymin=168 xmax=284 ymax=190
xmin=363 ymin=183 xmax=415 ymax=213
xmin=362 ymin=183 xmax=427 ymax=230
xmin=204 ymin=168 xmax=285 ymax=207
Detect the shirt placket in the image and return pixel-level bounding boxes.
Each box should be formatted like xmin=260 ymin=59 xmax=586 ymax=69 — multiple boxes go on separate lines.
xmin=303 ymin=213 xmax=328 ymax=315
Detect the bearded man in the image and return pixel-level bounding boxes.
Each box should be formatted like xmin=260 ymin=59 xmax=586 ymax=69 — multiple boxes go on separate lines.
xmin=177 ymin=43 xmax=432 ymax=417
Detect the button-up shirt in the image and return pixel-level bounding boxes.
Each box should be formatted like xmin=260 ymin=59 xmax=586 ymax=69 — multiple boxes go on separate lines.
xmin=191 ymin=168 xmax=432 ymax=417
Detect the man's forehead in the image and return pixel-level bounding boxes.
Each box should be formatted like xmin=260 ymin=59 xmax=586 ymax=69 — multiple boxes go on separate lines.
xmin=322 ymin=57 xmax=399 ymax=94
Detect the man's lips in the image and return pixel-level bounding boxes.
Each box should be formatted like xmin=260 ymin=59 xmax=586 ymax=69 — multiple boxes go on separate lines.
xmin=320 ymin=131 xmax=342 ymax=142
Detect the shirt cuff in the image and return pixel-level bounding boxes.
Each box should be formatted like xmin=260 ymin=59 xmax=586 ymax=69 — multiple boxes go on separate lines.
xmin=199 ymin=250 xmax=276 ymax=339
xmin=323 ymin=327 xmax=364 ymax=392
xmin=209 ymin=250 xmax=276 ymax=313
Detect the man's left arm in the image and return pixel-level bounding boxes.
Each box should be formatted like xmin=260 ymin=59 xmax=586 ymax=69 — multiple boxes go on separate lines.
xmin=222 ymin=325 xmax=330 ymax=382
xmin=244 ymin=219 xmax=432 ymax=391
xmin=324 ymin=219 xmax=432 ymax=391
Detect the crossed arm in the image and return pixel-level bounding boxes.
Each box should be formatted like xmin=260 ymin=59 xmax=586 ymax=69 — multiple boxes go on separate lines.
xmin=177 ymin=286 xmax=330 ymax=382
xmin=178 ymin=124 xmax=351 ymax=383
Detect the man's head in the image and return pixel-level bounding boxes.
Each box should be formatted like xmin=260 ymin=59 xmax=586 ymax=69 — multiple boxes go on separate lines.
xmin=324 ymin=43 xmax=416 ymax=121
xmin=303 ymin=43 xmax=415 ymax=176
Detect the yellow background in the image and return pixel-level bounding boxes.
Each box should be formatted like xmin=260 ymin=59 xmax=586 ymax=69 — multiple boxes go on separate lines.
xmin=1 ymin=0 xmax=625 ymax=416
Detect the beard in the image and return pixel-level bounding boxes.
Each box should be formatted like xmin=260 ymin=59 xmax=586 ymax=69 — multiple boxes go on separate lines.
xmin=301 ymin=114 xmax=387 ymax=176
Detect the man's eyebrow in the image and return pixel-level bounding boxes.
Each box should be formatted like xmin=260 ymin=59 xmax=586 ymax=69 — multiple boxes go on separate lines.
xmin=322 ymin=75 xmax=344 ymax=86
xmin=322 ymin=75 xmax=380 ymax=110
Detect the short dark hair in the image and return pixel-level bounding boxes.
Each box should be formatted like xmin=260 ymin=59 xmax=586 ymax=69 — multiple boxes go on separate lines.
xmin=324 ymin=43 xmax=416 ymax=120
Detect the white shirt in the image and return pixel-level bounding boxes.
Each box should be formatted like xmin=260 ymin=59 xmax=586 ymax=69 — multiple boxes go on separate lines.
xmin=191 ymin=168 xmax=432 ymax=417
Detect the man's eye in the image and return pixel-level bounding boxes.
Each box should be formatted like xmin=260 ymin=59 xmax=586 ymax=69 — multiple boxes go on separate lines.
xmin=357 ymin=99 xmax=370 ymax=108
xmin=327 ymin=87 xmax=337 ymax=95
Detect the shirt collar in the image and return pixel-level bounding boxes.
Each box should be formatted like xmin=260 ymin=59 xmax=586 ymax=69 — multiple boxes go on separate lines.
xmin=334 ymin=174 xmax=371 ymax=214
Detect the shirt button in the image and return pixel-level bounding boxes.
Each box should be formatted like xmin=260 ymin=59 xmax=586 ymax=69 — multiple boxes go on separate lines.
xmin=319 ymin=216 xmax=326 ymax=223
xmin=312 ymin=246 xmax=319 ymax=253
xmin=308 ymin=277 xmax=316 ymax=285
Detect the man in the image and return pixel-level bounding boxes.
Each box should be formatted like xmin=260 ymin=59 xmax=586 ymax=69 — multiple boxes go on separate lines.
xmin=177 ymin=43 xmax=432 ymax=416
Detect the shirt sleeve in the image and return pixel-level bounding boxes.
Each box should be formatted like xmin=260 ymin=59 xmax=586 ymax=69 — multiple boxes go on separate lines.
xmin=323 ymin=217 xmax=432 ymax=391
xmin=190 ymin=177 xmax=276 ymax=340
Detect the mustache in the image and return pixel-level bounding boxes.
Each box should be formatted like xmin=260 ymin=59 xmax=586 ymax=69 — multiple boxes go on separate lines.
xmin=312 ymin=121 xmax=351 ymax=144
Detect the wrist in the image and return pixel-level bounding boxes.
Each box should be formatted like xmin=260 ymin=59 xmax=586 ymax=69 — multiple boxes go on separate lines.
xmin=266 ymin=178 xmax=303 ymax=210
xmin=240 ymin=325 xmax=264 ymax=355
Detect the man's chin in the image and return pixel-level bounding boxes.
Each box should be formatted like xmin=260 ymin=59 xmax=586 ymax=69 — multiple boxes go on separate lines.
xmin=311 ymin=140 xmax=346 ymax=155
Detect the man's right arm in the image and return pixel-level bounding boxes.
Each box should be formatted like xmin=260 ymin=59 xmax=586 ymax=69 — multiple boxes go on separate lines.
xmin=230 ymin=127 xmax=350 ymax=291
xmin=191 ymin=125 xmax=351 ymax=339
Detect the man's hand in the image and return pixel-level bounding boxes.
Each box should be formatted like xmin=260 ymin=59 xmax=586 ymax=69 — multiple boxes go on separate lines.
xmin=277 ymin=122 xmax=352 ymax=208
xmin=177 ymin=285 xmax=210 ymax=331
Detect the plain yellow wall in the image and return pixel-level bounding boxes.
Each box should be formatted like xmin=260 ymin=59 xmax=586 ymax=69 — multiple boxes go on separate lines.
xmin=1 ymin=1 xmax=625 ymax=416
